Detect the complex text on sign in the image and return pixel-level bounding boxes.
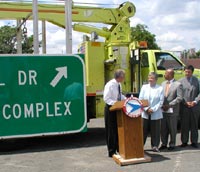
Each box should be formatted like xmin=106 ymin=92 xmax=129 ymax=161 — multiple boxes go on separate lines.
xmin=2 ymin=101 xmax=71 ymax=120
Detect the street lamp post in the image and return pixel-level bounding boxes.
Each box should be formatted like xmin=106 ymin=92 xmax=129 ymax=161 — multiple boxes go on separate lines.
xmin=32 ymin=0 xmax=39 ymax=54
xmin=65 ymin=0 xmax=72 ymax=54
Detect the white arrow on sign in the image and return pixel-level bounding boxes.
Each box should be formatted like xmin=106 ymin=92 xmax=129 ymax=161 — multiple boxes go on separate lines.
xmin=50 ymin=66 xmax=68 ymax=87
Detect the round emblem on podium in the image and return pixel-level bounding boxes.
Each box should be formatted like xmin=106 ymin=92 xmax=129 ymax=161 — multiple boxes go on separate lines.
xmin=123 ymin=97 xmax=143 ymax=118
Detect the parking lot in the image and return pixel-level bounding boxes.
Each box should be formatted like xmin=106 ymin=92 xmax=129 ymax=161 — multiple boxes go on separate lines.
xmin=0 ymin=118 xmax=199 ymax=172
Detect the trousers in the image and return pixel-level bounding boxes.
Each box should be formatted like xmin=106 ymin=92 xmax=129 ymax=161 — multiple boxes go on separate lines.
xmin=104 ymin=104 xmax=118 ymax=156
xmin=180 ymin=106 xmax=199 ymax=144
xmin=143 ymin=117 xmax=161 ymax=148
xmin=161 ymin=113 xmax=177 ymax=147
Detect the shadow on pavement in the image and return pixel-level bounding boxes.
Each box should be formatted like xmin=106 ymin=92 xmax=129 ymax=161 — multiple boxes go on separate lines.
xmin=145 ymin=152 xmax=170 ymax=162
xmin=156 ymin=144 xmax=200 ymax=153
xmin=0 ymin=127 xmax=106 ymax=155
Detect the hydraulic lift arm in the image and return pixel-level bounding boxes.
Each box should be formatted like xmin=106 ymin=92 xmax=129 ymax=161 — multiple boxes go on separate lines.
xmin=0 ymin=1 xmax=135 ymax=43
xmin=0 ymin=1 xmax=135 ymax=27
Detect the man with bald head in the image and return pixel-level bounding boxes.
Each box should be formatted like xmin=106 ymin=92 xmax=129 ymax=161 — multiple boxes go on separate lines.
xmin=160 ymin=69 xmax=183 ymax=151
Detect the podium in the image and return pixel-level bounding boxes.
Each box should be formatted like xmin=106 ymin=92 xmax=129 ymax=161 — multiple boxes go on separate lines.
xmin=110 ymin=100 xmax=151 ymax=166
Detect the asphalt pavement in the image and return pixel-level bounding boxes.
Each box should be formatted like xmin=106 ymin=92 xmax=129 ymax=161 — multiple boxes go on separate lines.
xmin=0 ymin=118 xmax=199 ymax=172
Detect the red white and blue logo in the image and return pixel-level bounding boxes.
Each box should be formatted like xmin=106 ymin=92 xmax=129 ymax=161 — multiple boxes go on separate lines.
xmin=123 ymin=97 xmax=143 ymax=118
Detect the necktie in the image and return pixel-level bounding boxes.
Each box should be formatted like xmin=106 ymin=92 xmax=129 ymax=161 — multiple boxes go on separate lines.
xmin=117 ymin=84 xmax=121 ymax=101
xmin=165 ymin=81 xmax=170 ymax=97
xmin=187 ymin=77 xmax=191 ymax=84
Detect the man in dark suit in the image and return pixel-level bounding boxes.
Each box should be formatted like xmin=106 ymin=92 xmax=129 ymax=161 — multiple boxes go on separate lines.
xmin=179 ymin=65 xmax=200 ymax=148
xmin=160 ymin=69 xmax=183 ymax=151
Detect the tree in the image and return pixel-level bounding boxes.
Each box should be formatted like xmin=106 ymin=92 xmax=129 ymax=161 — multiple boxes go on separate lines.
xmin=196 ymin=50 xmax=200 ymax=58
xmin=22 ymin=35 xmax=34 ymax=54
xmin=131 ymin=24 xmax=161 ymax=50
xmin=0 ymin=25 xmax=17 ymax=54
xmin=0 ymin=25 xmax=34 ymax=54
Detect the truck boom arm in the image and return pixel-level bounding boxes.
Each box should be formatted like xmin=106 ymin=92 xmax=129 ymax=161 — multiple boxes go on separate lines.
xmin=0 ymin=1 xmax=135 ymax=28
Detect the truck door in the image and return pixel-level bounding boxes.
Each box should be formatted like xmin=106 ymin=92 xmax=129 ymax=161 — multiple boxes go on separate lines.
xmin=155 ymin=52 xmax=184 ymax=84
xmin=141 ymin=52 xmax=150 ymax=85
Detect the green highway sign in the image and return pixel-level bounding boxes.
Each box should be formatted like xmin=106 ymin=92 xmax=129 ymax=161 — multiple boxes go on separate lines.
xmin=0 ymin=55 xmax=86 ymax=139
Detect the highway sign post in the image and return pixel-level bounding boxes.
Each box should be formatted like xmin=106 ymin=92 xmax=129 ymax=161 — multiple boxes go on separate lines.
xmin=0 ymin=55 xmax=86 ymax=139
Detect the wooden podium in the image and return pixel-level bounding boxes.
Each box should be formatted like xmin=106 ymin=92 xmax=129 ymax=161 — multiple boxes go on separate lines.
xmin=110 ymin=100 xmax=151 ymax=166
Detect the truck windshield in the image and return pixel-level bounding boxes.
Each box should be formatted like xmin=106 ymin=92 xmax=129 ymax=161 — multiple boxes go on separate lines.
xmin=155 ymin=52 xmax=183 ymax=70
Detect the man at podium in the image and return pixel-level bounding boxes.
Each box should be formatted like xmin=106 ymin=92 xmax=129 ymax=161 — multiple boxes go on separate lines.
xmin=103 ymin=69 xmax=126 ymax=157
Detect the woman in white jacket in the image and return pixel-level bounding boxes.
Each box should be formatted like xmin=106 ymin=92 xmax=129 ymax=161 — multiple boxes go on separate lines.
xmin=139 ymin=72 xmax=164 ymax=152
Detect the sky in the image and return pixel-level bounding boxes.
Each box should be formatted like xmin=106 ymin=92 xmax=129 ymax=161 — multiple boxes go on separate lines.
xmin=0 ymin=0 xmax=200 ymax=54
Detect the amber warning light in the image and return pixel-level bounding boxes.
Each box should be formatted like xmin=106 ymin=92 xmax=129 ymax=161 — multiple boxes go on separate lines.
xmin=139 ymin=41 xmax=148 ymax=48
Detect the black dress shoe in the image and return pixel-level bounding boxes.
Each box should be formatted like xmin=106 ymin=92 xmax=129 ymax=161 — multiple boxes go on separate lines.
xmin=168 ymin=146 xmax=175 ymax=150
xmin=108 ymin=154 xmax=114 ymax=157
xmin=191 ymin=143 xmax=198 ymax=148
xmin=159 ymin=145 xmax=167 ymax=150
xmin=108 ymin=153 xmax=114 ymax=158
xmin=179 ymin=143 xmax=188 ymax=147
xmin=108 ymin=151 xmax=117 ymax=157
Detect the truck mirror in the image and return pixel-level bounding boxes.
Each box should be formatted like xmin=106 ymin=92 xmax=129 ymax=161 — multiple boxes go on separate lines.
xmin=130 ymin=49 xmax=139 ymax=62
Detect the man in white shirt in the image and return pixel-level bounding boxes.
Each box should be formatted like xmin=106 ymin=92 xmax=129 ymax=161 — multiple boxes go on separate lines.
xmin=103 ymin=69 xmax=126 ymax=157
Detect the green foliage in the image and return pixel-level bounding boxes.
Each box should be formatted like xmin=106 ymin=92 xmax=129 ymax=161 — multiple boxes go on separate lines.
xmin=0 ymin=25 xmax=34 ymax=54
xmin=196 ymin=50 xmax=200 ymax=58
xmin=22 ymin=35 xmax=34 ymax=54
xmin=0 ymin=25 xmax=17 ymax=54
xmin=131 ymin=24 xmax=161 ymax=50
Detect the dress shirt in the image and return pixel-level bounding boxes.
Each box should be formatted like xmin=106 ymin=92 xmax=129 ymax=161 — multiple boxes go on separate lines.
xmin=103 ymin=79 xmax=126 ymax=105
xmin=168 ymin=79 xmax=175 ymax=86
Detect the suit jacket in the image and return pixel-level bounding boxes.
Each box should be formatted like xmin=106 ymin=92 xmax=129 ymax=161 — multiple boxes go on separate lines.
xmin=179 ymin=76 xmax=200 ymax=113
xmin=139 ymin=84 xmax=164 ymax=120
xmin=161 ymin=80 xmax=183 ymax=115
